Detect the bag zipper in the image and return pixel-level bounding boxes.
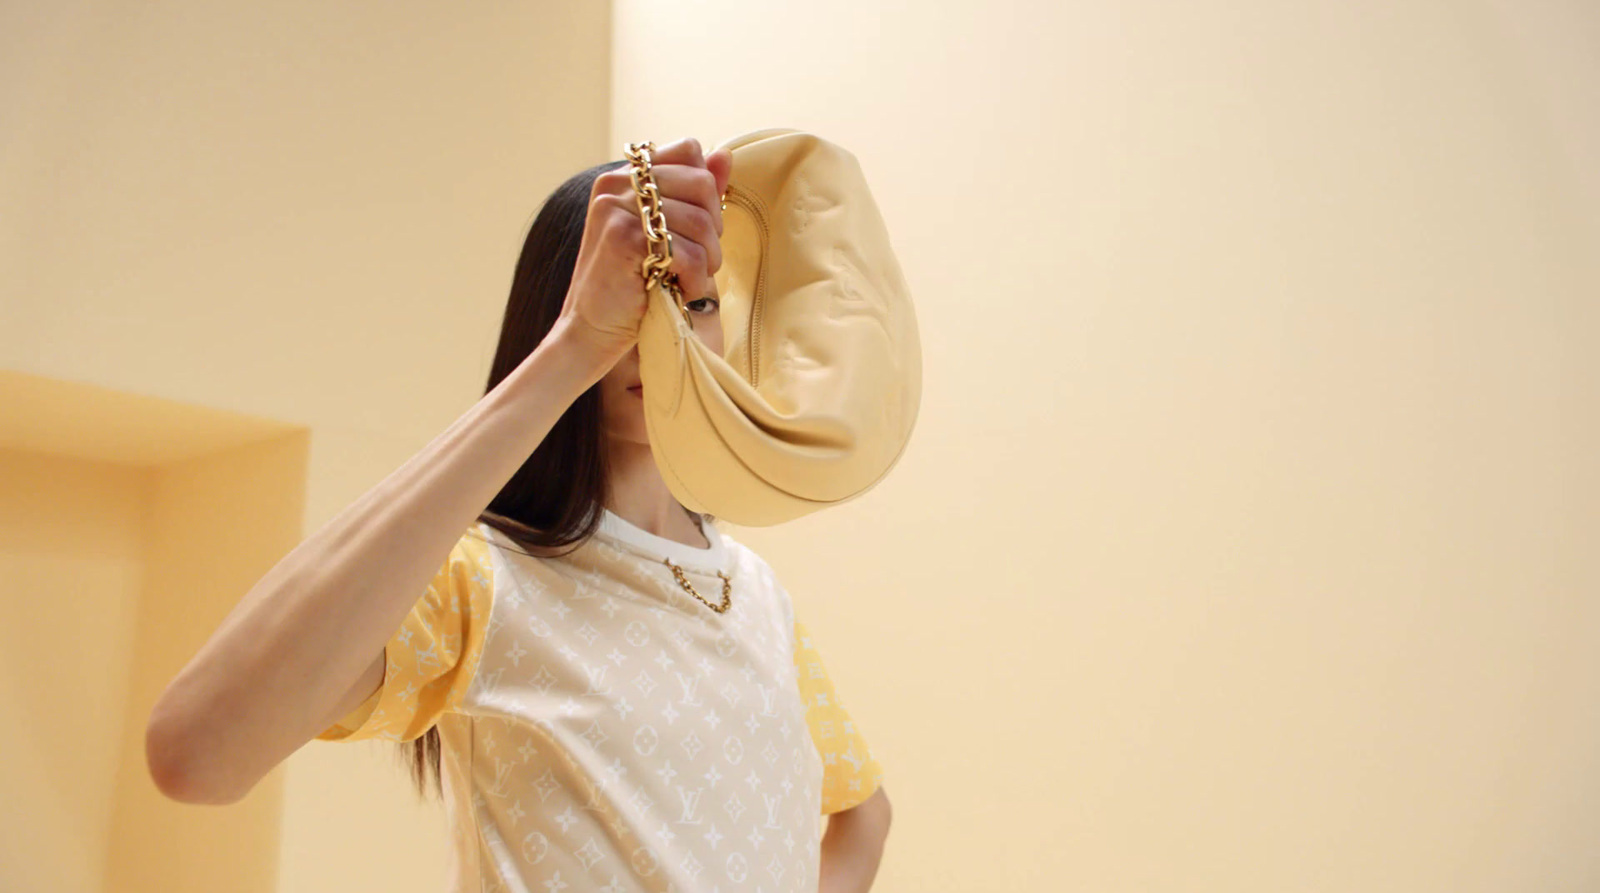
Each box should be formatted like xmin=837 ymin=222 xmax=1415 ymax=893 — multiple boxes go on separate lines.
xmin=721 ymin=182 xmax=771 ymax=388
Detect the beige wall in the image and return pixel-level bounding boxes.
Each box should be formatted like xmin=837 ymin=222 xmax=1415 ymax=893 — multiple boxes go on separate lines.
xmin=5 ymin=0 xmax=1597 ymax=891
xmin=0 ymin=449 xmax=149 ymax=893
xmin=3 ymin=1 xmax=611 ymax=890
xmin=618 ymin=0 xmax=1599 ymax=890
xmin=0 ymin=373 xmax=306 ymax=893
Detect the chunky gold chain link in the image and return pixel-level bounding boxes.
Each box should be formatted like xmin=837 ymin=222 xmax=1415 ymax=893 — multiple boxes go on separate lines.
xmin=662 ymin=557 xmax=733 ymax=614
xmin=624 ymin=141 xmax=694 ymax=328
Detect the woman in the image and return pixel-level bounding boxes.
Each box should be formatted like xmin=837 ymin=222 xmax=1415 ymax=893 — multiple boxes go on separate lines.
xmin=146 ymin=137 xmax=891 ymax=892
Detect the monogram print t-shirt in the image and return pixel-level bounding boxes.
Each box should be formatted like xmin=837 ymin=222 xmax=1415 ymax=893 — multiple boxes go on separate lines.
xmin=316 ymin=508 xmax=884 ymax=893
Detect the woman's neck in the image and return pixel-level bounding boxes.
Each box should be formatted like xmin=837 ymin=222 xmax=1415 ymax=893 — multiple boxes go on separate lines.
xmin=604 ymin=440 xmax=709 ymax=548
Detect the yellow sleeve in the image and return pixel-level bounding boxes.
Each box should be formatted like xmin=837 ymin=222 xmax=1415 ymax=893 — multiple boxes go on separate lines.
xmin=793 ymin=616 xmax=884 ymax=814
xmin=315 ymin=525 xmax=495 ymax=743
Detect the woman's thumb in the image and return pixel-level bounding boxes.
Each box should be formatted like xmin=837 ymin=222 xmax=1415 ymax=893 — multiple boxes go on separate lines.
xmin=707 ymin=147 xmax=734 ymax=200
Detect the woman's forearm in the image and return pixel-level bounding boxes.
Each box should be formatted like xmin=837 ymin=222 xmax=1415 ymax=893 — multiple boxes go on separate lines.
xmin=145 ymin=318 xmax=613 ymax=804
xmin=819 ymin=788 xmax=892 ymax=892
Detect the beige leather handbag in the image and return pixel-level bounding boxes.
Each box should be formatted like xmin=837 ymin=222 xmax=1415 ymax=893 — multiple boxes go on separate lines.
xmin=631 ymin=128 xmax=922 ymax=527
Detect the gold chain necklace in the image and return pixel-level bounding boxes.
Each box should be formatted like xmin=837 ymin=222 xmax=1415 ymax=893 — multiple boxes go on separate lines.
xmin=663 ymin=558 xmax=733 ymax=613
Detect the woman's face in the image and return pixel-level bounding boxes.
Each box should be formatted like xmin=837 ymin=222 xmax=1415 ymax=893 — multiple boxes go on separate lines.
xmin=598 ymin=283 xmax=725 ymax=446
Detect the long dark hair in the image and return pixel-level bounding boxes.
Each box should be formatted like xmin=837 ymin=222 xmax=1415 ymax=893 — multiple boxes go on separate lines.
xmin=398 ymin=157 xmax=629 ymax=801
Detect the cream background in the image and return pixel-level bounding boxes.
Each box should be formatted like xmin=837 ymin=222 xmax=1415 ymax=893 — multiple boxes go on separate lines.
xmin=3 ymin=0 xmax=1596 ymax=891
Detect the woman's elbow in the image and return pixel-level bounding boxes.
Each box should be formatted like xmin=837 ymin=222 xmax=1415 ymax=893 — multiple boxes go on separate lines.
xmin=874 ymin=786 xmax=892 ymax=828
xmin=854 ymin=785 xmax=892 ymax=837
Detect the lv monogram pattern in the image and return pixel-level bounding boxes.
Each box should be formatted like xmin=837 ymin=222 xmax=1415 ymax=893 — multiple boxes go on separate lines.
xmin=318 ymin=518 xmax=882 ymax=893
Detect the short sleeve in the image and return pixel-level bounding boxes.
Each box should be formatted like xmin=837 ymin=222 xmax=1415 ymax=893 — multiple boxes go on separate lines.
xmin=792 ymin=616 xmax=885 ymax=814
xmin=315 ymin=524 xmax=496 ymax=743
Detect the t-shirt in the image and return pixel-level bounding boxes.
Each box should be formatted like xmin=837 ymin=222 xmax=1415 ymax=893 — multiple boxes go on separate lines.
xmin=316 ymin=508 xmax=884 ymax=893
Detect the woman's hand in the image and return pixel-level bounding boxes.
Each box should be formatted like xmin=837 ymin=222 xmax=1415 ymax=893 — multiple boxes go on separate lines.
xmin=558 ymin=136 xmax=733 ymax=368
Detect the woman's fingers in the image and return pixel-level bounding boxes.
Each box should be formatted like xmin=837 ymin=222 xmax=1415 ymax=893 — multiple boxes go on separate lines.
xmin=654 ymin=195 xmax=721 ymax=271
xmin=648 ymin=136 xmax=707 ymax=170
xmin=606 ymin=140 xmax=724 ymax=235
xmin=644 ymin=164 xmax=723 ymax=236
xmin=598 ymin=138 xmax=728 ymax=300
xmin=655 ymin=197 xmax=718 ymax=298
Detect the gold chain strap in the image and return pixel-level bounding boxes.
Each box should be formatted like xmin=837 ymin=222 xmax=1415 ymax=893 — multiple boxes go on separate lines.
xmin=624 ymin=141 xmax=694 ymax=328
xmin=626 ymin=139 xmax=732 ymax=615
xmin=663 ymin=558 xmax=733 ymax=614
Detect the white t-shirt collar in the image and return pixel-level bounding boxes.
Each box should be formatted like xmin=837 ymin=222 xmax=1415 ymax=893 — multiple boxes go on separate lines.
xmin=596 ymin=506 xmax=728 ymax=573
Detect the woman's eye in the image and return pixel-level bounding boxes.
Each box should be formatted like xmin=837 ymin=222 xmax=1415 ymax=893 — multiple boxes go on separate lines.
xmin=689 ymin=297 xmax=721 ymax=313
